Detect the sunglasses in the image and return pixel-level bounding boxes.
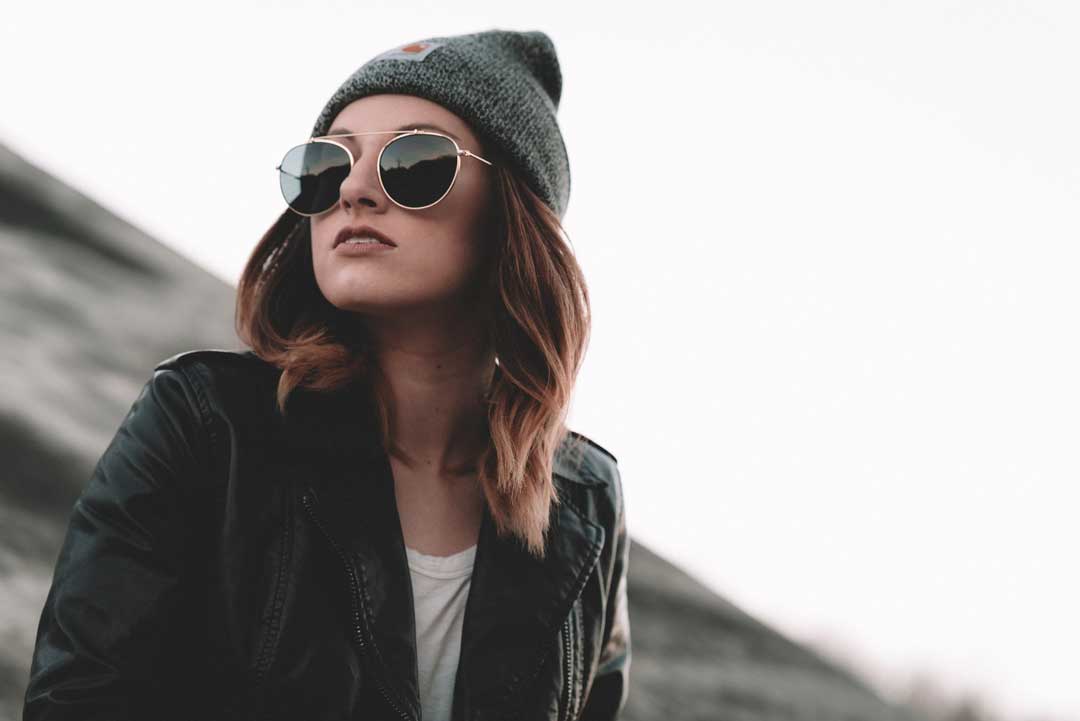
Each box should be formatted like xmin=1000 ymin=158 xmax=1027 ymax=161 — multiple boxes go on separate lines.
xmin=276 ymin=129 xmax=494 ymax=216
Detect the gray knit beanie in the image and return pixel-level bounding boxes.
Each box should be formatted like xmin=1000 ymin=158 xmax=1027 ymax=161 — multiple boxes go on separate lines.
xmin=309 ymin=28 xmax=571 ymax=219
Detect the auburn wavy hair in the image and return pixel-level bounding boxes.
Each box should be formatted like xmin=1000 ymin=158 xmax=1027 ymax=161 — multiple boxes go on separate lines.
xmin=235 ymin=153 xmax=592 ymax=560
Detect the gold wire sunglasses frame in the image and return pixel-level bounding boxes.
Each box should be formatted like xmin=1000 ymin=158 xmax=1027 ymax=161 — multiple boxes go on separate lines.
xmin=276 ymin=129 xmax=495 ymax=216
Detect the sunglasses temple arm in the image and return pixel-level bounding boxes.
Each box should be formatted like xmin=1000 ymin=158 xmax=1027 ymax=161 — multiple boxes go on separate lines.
xmin=462 ymin=150 xmax=493 ymax=166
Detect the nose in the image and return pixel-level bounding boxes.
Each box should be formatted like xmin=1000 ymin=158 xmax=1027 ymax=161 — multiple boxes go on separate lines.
xmin=336 ymin=140 xmax=389 ymax=212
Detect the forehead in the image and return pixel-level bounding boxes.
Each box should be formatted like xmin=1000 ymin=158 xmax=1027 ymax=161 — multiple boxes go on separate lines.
xmin=328 ymin=94 xmax=474 ymax=145
xmin=325 ymin=121 xmax=463 ymax=144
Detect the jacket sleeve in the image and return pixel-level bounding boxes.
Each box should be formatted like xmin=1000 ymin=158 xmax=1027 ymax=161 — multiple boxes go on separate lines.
xmin=579 ymin=462 xmax=631 ymax=721
xmin=22 ymin=366 xmax=212 ymax=721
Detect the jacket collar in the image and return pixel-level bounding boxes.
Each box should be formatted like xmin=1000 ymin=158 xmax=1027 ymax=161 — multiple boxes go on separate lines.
xmin=282 ymin=378 xmax=606 ymax=720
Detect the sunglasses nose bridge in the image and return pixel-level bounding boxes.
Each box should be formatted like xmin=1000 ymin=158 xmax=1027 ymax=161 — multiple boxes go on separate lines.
xmin=333 ymin=140 xmax=391 ymax=208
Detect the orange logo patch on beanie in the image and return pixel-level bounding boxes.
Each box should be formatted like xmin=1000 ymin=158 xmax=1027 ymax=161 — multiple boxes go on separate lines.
xmin=366 ymin=40 xmax=444 ymax=64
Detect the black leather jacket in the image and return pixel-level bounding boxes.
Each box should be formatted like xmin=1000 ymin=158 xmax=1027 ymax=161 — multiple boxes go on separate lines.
xmin=23 ymin=349 xmax=631 ymax=721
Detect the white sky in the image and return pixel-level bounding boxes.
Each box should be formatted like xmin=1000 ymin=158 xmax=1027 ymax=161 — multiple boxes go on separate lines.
xmin=4 ymin=2 xmax=1078 ymax=720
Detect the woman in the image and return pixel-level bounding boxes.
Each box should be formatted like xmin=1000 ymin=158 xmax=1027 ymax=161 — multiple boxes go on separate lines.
xmin=23 ymin=29 xmax=630 ymax=721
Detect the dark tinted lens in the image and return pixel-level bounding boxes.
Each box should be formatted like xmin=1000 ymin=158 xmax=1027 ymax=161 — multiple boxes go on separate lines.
xmin=278 ymin=141 xmax=351 ymax=215
xmin=379 ymin=134 xmax=459 ymax=208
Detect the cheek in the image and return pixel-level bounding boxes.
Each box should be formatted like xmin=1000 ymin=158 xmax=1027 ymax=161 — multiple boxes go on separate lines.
xmin=307 ymin=221 xmax=371 ymax=294
xmin=309 ymin=218 xmax=335 ymax=258
xmin=308 ymin=237 xmax=371 ymax=306
xmin=410 ymin=234 xmax=490 ymax=291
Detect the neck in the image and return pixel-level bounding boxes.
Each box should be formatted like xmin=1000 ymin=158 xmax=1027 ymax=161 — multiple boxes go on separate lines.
xmin=365 ymin=303 xmax=495 ymax=481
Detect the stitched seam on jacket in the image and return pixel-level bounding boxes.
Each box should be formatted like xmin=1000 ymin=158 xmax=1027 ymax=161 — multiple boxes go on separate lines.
xmin=250 ymin=485 xmax=295 ymax=712
xmin=175 ymin=361 xmax=219 ymax=465
xmin=571 ymin=599 xmax=584 ymax=720
xmin=501 ymin=496 xmax=605 ymax=715
xmin=355 ymin=558 xmax=415 ymax=717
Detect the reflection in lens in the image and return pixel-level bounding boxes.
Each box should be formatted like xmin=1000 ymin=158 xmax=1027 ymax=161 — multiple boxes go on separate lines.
xmin=379 ymin=134 xmax=458 ymax=208
xmin=278 ymin=141 xmax=351 ymax=215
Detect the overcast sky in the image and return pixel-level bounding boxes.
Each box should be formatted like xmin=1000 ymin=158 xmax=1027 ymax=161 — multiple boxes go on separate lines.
xmin=4 ymin=2 xmax=1078 ymax=720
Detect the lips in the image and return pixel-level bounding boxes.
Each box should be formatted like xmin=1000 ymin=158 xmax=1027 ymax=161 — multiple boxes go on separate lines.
xmin=333 ymin=224 xmax=397 ymax=248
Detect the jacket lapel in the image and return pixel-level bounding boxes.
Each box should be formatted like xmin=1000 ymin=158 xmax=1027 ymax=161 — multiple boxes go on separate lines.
xmin=455 ymin=472 xmax=605 ymax=718
xmin=283 ymin=380 xmax=606 ymax=720
xmin=302 ymin=449 xmax=423 ymax=720
xmin=284 ymin=380 xmax=423 ymax=718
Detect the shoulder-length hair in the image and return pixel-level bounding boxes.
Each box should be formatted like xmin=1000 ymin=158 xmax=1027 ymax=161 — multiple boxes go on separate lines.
xmin=235 ymin=153 xmax=591 ymax=560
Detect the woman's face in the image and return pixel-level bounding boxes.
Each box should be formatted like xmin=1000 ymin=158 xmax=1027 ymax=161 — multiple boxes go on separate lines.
xmin=310 ymin=94 xmax=497 ymax=318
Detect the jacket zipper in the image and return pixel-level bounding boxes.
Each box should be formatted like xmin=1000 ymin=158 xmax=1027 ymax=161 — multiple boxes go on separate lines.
xmin=504 ymin=604 xmax=581 ymax=721
xmin=252 ymin=486 xmax=294 ymax=691
xmin=508 ymin=542 xmax=601 ymax=721
xmin=560 ymin=612 xmax=574 ymax=721
xmin=301 ymin=489 xmax=416 ymax=721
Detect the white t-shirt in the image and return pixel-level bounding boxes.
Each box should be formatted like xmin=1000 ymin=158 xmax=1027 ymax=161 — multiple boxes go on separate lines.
xmin=405 ymin=542 xmax=478 ymax=721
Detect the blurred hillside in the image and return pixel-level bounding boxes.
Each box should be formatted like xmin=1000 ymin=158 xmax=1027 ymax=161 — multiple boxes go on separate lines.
xmin=1 ymin=139 xmax=939 ymax=721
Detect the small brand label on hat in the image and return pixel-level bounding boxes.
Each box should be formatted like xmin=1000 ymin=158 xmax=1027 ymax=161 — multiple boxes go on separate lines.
xmin=368 ymin=40 xmax=444 ymax=64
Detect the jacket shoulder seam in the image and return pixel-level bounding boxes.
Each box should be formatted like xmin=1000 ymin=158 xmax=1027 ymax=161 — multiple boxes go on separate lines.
xmin=176 ymin=363 xmax=218 ymax=463
xmin=155 ymin=347 xmax=256 ymax=371
xmin=566 ymin=430 xmax=618 ymax=465
xmin=555 ymin=431 xmax=619 ymax=489
xmin=153 ymin=352 xmax=230 ymax=468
